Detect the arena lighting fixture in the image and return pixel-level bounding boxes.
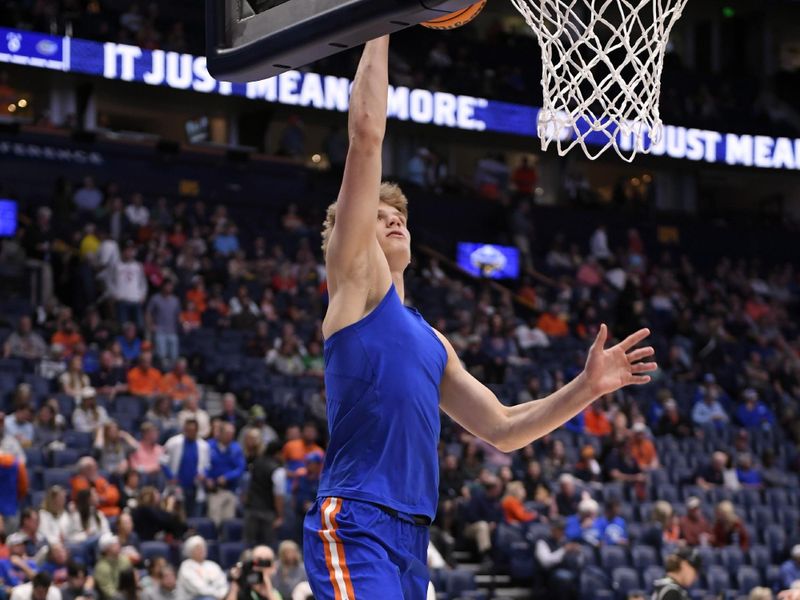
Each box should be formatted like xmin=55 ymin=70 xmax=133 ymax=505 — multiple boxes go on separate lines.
xmin=17 ymin=99 xmax=27 ymax=108
xmin=7 ymin=104 xmax=16 ymax=113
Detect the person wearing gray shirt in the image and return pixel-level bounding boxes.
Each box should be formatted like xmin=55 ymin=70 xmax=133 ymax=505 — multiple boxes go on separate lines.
xmin=146 ymin=279 xmax=181 ymax=369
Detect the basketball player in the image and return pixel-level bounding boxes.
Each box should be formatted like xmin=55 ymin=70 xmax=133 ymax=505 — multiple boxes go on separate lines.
xmin=303 ymin=36 xmax=657 ymax=600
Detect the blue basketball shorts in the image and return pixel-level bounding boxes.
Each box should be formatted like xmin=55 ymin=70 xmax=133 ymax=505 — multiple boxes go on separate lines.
xmin=303 ymin=496 xmax=431 ymax=600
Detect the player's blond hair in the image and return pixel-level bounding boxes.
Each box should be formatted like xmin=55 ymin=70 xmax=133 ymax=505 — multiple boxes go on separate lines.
xmin=321 ymin=182 xmax=409 ymax=256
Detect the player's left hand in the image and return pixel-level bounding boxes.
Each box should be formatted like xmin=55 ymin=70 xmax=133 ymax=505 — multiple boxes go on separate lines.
xmin=583 ymin=324 xmax=656 ymax=397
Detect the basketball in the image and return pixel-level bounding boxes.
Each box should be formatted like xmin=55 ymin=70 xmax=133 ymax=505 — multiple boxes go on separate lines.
xmin=421 ymin=0 xmax=487 ymax=30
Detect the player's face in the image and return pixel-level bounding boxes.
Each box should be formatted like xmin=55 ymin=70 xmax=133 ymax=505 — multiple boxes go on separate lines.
xmin=376 ymin=202 xmax=410 ymax=267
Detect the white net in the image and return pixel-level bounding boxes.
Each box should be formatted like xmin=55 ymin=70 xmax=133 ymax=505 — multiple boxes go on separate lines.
xmin=509 ymin=0 xmax=688 ymax=162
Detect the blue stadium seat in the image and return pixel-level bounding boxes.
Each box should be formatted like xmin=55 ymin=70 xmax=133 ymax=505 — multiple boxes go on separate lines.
xmin=140 ymin=541 xmax=170 ymax=562
xmin=509 ymin=541 xmax=534 ymax=580
xmin=43 ymin=467 xmax=73 ymax=490
xmin=219 ymin=542 xmax=246 ymax=569
xmin=751 ymin=506 xmax=775 ymax=529
xmin=643 ymin=566 xmax=665 ymax=594
xmin=611 ymin=567 xmax=640 ymax=600
xmin=719 ymin=546 xmax=745 ymax=574
xmin=444 ymin=568 xmax=477 ymax=598
xmin=765 ymin=489 xmax=788 ymax=511
xmin=765 ymin=565 xmax=782 ymax=592
xmin=631 ymin=544 xmax=658 ymax=570
xmin=654 ymin=484 xmax=679 ymax=504
xmin=25 ymin=448 xmax=45 ymax=469
xmin=580 ymin=567 xmax=610 ymax=600
xmin=764 ymin=524 xmax=786 ymax=559
xmin=747 ymin=545 xmax=771 ymax=572
xmin=220 ymin=519 xmax=244 ymax=542
xmin=51 ymin=448 xmax=81 ymax=468
xmin=62 ymin=430 xmax=93 ymax=452
xmin=205 ymin=542 xmax=219 ymax=564
xmin=187 ymin=517 xmax=216 ymax=539
xmin=735 ymin=488 xmax=762 ymax=509
xmin=29 ymin=490 xmax=45 ymax=510
xmin=66 ymin=541 xmax=94 ymax=566
xmin=55 ymin=394 xmax=76 ymax=417
xmin=704 ymin=565 xmax=731 ymax=595
xmin=601 ymin=545 xmax=629 ymax=570
xmin=736 ymin=566 xmax=761 ymax=594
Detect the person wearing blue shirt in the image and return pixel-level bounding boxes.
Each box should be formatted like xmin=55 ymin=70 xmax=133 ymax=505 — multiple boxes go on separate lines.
xmin=691 ymin=381 xmax=729 ymax=437
xmin=0 ymin=532 xmax=37 ymax=586
xmin=564 ymin=411 xmax=585 ymax=435
xmin=565 ymin=498 xmax=602 ymax=547
xmin=5 ymin=403 xmax=35 ymax=447
xmin=213 ymin=224 xmax=240 ymax=256
xmin=594 ymin=499 xmax=628 ymax=545
xmin=205 ymin=422 xmax=245 ymax=527
xmin=117 ymin=322 xmax=142 ymax=363
xmin=161 ymin=419 xmax=210 ymax=519
xmin=735 ymin=453 xmax=763 ymax=489
xmin=780 ymin=545 xmax=800 ymax=589
xmin=734 ymin=389 xmax=776 ymax=431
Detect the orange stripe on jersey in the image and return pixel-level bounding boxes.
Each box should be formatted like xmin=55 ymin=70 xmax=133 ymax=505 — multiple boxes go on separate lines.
xmin=319 ymin=498 xmax=355 ymax=599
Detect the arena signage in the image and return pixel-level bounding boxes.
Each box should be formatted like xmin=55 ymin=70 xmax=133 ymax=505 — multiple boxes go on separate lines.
xmin=2 ymin=26 xmax=800 ymax=171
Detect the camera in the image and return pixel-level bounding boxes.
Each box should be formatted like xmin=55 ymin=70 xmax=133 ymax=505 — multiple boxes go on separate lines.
xmin=230 ymin=558 xmax=273 ymax=587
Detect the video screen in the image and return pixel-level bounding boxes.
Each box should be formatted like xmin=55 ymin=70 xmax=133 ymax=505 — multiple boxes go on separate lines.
xmin=0 ymin=200 xmax=18 ymax=237
xmin=456 ymin=242 xmax=520 ymax=280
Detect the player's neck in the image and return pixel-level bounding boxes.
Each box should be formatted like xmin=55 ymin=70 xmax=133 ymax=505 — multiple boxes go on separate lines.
xmin=391 ymin=270 xmax=405 ymax=303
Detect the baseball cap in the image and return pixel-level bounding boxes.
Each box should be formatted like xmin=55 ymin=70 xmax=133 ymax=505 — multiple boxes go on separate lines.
xmin=632 ymin=422 xmax=647 ymax=434
xmin=674 ymin=547 xmax=702 ymax=571
xmin=686 ymin=496 xmax=701 ymax=510
xmin=98 ymin=533 xmax=119 ymax=553
xmin=6 ymin=532 xmax=28 ymax=546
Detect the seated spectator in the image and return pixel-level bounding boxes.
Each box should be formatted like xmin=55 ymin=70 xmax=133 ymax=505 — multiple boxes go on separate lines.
xmin=59 ymin=562 xmax=95 ymax=600
xmin=213 ymin=393 xmax=246 ymax=435
xmin=735 ymin=388 xmax=776 ymax=431
xmin=159 ymin=359 xmax=198 ymax=405
xmin=748 ymin=588 xmax=773 ymax=600
xmin=205 ymin=423 xmax=245 ymax=527
xmin=692 ymin=376 xmax=730 ymax=436
xmin=711 ymin=500 xmax=749 ymax=550
xmin=595 ymin=499 xmax=628 ymax=545
xmin=130 ymin=487 xmax=186 ymax=542
xmin=462 ymin=475 xmax=504 ymax=567
xmin=229 ymin=286 xmax=261 ymax=330
xmin=0 ymin=532 xmax=38 ymax=585
xmin=73 ymin=177 xmax=103 ymax=213
xmin=552 ymin=473 xmax=581 ymax=517
xmin=117 ymin=323 xmax=142 ymax=364
xmin=115 ymin=513 xmax=140 ymax=564
xmin=226 ymin=545 xmax=280 ymax=600
xmin=0 ymin=413 xmax=26 ymax=465
xmin=39 ymin=543 xmax=69 ymax=586
xmin=38 ymin=486 xmax=69 ymax=546
xmin=629 ymin=422 xmax=660 ymax=470
xmin=10 ymin=571 xmax=60 ymax=600
xmin=536 ymin=305 xmax=569 ymax=338
xmin=90 ymin=351 xmax=128 ymax=399
xmin=128 ymin=422 xmax=164 ymax=475
xmin=501 ymin=481 xmax=537 ymax=525
xmin=70 ymin=457 xmax=121 ymax=518
xmin=94 ymin=534 xmax=132 ymax=600
xmin=71 ymin=389 xmax=109 ymax=434
xmin=239 ymin=408 xmax=278 ymax=448
xmin=127 ymin=352 xmax=162 ymax=398
xmin=574 ymin=445 xmax=603 ymax=485
xmin=640 ymin=500 xmax=680 ymax=552
xmin=679 ymin=496 xmax=712 ymax=547
xmin=0 ymin=450 xmax=29 ymax=529
xmin=271 ymin=541 xmax=306 ymax=600
xmin=655 ymin=398 xmax=693 ymax=438
xmin=584 ymin=402 xmax=612 ymax=437
xmin=94 ymin=421 xmax=136 ymax=475
xmin=118 ymin=470 xmax=140 ymax=511
xmin=605 ymin=441 xmax=647 ymax=500
xmin=4 ymin=316 xmax=46 ymax=361
xmin=542 ymin=439 xmax=569 ymax=481
xmin=51 ymin=322 xmax=83 ymax=358
xmin=281 ymin=423 xmax=323 ymax=490
xmin=145 ymin=396 xmax=178 ymax=435
xmin=143 ymin=563 xmax=176 ymax=600
xmin=59 ymin=357 xmax=91 ymax=400
xmin=760 ymin=450 xmax=786 ymax=488
xmin=695 ymin=451 xmax=728 ymax=490
xmin=736 ymin=453 xmax=763 ymax=489
xmin=780 ymin=545 xmax=800 ymax=590
xmin=176 ymin=397 xmax=210 ymax=440
xmin=33 ymin=401 xmax=65 ymax=449
xmin=266 ymin=338 xmax=304 ymax=377
xmin=565 ymin=497 xmax=602 ymax=547
xmin=176 ymin=536 xmax=228 ymax=600
xmin=62 ymin=489 xmax=111 ymax=543
xmin=6 ymin=402 xmax=35 ymax=449
xmin=19 ymin=508 xmax=46 ymax=555
xmin=534 ymin=520 xmax=582 ymax=600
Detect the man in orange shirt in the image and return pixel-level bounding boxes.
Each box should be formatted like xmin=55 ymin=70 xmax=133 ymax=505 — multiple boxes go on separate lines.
xmin=127 ymin=351 xmax=162 ymax=398
xmin=70 ymin=456 xmax=120 ymax=517
xmin=584 ymin=402 xmax=612 ymax=437
xmin=51 ymin=320 xmax=84 ymax=357
xmin=536 ymin=305 xmax=569 ymax=338
xmin=159 ymin=358 xmax=199 ymax=404
xmin=282 ymin=423 xmax=324 ymax=490
xmin=629 ymin=422 xmax=659 ymax=470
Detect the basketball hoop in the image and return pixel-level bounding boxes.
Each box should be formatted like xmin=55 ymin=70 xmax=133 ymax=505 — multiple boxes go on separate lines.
xmin=510 ymin=0 xmax=688 ymax=161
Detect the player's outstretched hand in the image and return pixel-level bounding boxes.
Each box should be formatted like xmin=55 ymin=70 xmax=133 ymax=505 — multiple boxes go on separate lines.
xmin=583 ymin=324 xmax=656 ymax=397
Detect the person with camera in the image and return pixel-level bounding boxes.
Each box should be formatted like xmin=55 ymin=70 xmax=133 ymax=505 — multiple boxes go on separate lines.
xmin=225 ymin=546 xmax=282 ymax=600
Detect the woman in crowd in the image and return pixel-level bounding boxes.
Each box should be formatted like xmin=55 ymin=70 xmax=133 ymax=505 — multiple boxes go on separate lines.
xmin=38 ymin=485 xmax=69 ymax=545
xmin=95 ymin=420 xmax=138 ymax=475
xmin=59 ymin=355 xmax=91 ymax=399
xmin=712 ymin=500 xmax=750 ymax=550
xmin=271 ymin=540 xmax=307 ymax=600
xmin=176 ymin=536 xmax=228 ymax=600
xmin=63 ymin=488 xmax=111 ymax=543
xmin=131 ymin=487 xmax=186 ymax=542
xmin=72 ymin=388 xmax=110 ymax=433
xmin=145 ymin=396 xmax=178 ymax=434
xmin=34 ymin=400 xmax=66 ymax=449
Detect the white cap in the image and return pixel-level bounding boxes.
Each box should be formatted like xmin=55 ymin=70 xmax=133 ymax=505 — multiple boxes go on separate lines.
xmin=98 ymin=533 xmax=119 ymax=553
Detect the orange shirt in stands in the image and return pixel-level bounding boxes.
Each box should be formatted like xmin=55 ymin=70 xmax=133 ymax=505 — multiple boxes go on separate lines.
xmin=282 ymin=439 xmax=324 ymax=464
xmin=501 ymin=496 xmax=537 ymax=525
xmin=71 ymin=475 xmax=120 ymax=517
xmin=51 ymin=331 xmax=84 ymax=355
xmin=536 ymin=312 xmax=569 ymax=337
xmin=585 ymin=407 xmax=612 ymax=437
xmin=160 ymin=372 xmax=199 ymax=403
xmin=127 ymin=365 xmax=163 ymax=397
xmin=630 ymin=437 xmax=658 ymax=469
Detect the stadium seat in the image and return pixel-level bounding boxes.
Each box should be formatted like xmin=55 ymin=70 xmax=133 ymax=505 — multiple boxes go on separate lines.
xmin=580 ymin=566 xmax=610 ymax=600
xmin=25 ymin=448 xmax=44 ymax=469
xmin=51 ymin=448 xmax=81 ymax=468
xmin=62 ymin=430 xmax=93 ymax=452
xmin=509 ymin=541 xmax=535 ymax=580
xmin=140 ymin=541 xmax=170 ymax=562
xmin=736 ymin=566 xmax=761 ymax=594
xmin=704 ymin=565 xmax=731 ymax=595
xmin=719 ymin=546 xmax=745 ymax=574
xmin=747 ymin=545 xmax=771 ymax=572
xmin=445 ymin=569 xmax=477 ymax=598
xmin=220 ymin=518 xmax=244 ymax=542
xmin=601 ymin=545 xmax=629 ymax=570
xmin=765 ymin=565 xmax=782 ymax=592
xmin=219 ymin=541 xmax=246 ymax=569
xmin=43 ymin=467 xmax=73 ymax=490
xmin=187 ymin=517 xmax=217 ymax=539
xmin=765 ymin=489 xmax=788 ymax=511
xmin=751 ymin=506 xmax=775 ymax=529
xmin=643 ymin=566 xmax=665 ymax=594
xmin=631 ymin=544 xmax=659 ymax=570
xmin=611 ymin=567 xmax=640 ymax=600
xmin=764 ymin=525 xmax=787 ymax=559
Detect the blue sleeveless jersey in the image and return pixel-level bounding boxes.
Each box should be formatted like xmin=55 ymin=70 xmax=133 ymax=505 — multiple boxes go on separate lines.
xmin=318 ymin=284 xmax=447 ymax=520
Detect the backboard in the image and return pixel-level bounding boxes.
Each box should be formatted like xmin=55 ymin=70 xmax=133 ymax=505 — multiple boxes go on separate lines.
xmin=206 ymin=0 xmax=479 ymax=82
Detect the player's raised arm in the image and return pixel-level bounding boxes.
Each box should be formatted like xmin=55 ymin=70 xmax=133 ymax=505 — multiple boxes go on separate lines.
xmin=324 ymin=36 xmax=389 ymax=279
